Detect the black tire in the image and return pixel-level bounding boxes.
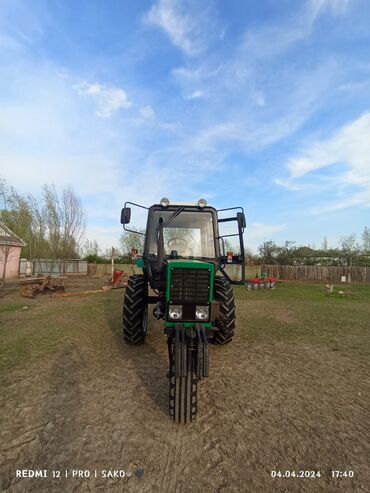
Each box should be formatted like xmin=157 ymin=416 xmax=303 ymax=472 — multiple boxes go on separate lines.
xmin=122 ymin=275 xmax=148 ymax=345
xmin=169 ymin=340 xmax=197 ymax=423
xmin=214 ymin=277 xmax=236 ymax=344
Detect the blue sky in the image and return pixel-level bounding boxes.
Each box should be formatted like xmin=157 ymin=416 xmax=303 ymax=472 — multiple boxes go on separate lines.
xmin=0 ymin=0 xmax=369 ymax=252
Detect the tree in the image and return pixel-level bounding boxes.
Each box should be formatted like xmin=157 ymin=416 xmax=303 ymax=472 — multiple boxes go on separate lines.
xmin=322 ymin=236 xmax=328 ymax=251
xmin=61 ymin=186 xmax=86 ymax=257
xmin=258 ymin=240 xmax=281 ymax=264
xmin=338 ymin=234 xmax=360 ymax=268
xmin=276 ymin=241 xmax=296 ymax=264
xmin=42 ymin=185 xmax=86 ymax=258
xmin=79 ymin=239 xmax=106 ymax=263
xmin=0 ymin=179 xmax=34 ymax=257
xmin=245 ymin=247 xmax=259 ymax=264
xmin=80 ymin=239 xmax=100 ymax=257
xmin=362 ymin=226 xmax=370 ymax=252
xmin=120 ymin=229 xmax=145 ymax=257
xmin=0 ymin=179 xmax=86 ymax=259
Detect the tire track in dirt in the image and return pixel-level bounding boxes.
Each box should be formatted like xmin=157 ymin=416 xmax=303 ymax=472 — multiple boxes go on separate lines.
xmin=33 ymin=346 xmax=82 ymax=493
xmin=1 ymin=345 xmax=83 ymax=492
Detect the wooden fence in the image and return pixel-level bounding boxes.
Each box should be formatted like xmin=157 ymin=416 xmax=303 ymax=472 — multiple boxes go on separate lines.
xmin=261 ymin=264 xmax=370 ymax=282
xmin=87 ymin=262 xmax=369 ymax=282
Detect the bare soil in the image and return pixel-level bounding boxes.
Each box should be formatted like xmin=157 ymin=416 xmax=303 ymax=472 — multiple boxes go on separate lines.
xmin=0 ymin=278 xmax=369 ymax=492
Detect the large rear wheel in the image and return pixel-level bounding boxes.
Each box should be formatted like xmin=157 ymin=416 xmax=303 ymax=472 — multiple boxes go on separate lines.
xmin=214 ymin=277 xmax=236 ymax=344
xmin=122 ymin=274 xmax=148 ymax=344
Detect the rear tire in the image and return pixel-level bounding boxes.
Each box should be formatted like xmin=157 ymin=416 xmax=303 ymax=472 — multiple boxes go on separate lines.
xmin=169 ymin=339 xmax=197 ymax=423
xmin=214 ymin=277 xmax=236 ymax=344
xmin=122 ymin=275 xmax=148 ymax=344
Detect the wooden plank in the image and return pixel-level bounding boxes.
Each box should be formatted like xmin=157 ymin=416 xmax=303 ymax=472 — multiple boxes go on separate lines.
xmin=51 ymin=290 xmax=109 ymax=298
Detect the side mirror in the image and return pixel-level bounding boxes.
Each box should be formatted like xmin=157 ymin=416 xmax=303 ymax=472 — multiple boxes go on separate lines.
xmin=120 ymin=207 xmax=131 ymax=225
xmin=237 ymin=212 xmax=246 ymax=229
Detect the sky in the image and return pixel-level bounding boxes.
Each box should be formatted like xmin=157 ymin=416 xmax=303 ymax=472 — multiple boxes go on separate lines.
xmin=0 ymin=0 xmax=370 ymax=252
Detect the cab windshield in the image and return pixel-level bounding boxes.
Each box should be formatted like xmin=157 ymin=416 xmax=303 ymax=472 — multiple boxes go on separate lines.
xmin=147 ymin=209 xmax=216 ymax=259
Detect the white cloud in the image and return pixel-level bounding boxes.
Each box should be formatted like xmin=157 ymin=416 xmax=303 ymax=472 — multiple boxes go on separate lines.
xmin=308 ymin=0 xmax=351 ymax=20
xmin=143 ymin=0 xmax=219 ymax=56
xmin=338 ymin=81 xmax=369 ymax=92
xmin=186 ymin=59 xmax=336 ymax=153
xmin=170 ymin=2 xmax=343 ymax=154
xmin=237 ymin=0 xmax=350 ymax=68
xmin=278 ymin=112 xmax=370 ymax=211
xmin=139 ymin=105 xmax=155 ymax=120
xmin=75 ymin=82 xmax=132 ymax=118
xmin=172 ymin=64 xmax=222 ymax=82
xmin=144 ymin=0 xmax=198 ymax=55
xmin=186 ymin=90 xmax=205 ymax=100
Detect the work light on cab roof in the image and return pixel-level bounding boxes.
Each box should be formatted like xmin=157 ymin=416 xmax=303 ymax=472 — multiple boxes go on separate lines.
xmin=120 ymin=197 xmax=246 ymax=423
xmin=159 ymin=197 xmax=208 ymax=208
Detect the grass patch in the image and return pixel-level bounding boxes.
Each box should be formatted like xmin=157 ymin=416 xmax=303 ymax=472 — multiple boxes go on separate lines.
xmin=1 ymin=281 xmax=369 ymax=374
xmin=234 ymin=281 xmax=370 ymax=303
xmin=235 ymin=282 xmax=370 ymax=360
xmin=0 ymin=303 xmax=28 ymax=314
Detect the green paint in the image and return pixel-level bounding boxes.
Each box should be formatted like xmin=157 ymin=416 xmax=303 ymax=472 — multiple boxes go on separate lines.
xmin=165 ymin=321 xmax=213 ymax=329
xmin=166 ymin=259 xmax=215 ymax=302
xmin=165 ymin=259 xmax=215 ymax=328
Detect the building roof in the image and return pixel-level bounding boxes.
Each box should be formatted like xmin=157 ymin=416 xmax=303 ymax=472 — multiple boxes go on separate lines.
xmin=0 ymin=221 xmax=26 ymax=247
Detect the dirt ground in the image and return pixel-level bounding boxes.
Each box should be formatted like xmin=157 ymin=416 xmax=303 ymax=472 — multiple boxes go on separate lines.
xmin=0 ymin=278 xmax=369 ymax=492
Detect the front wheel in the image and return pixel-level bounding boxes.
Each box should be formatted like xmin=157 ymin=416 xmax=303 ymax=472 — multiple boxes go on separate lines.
xmin=168 ymin=335 xmax=197 ymax=423
xmin=122 ymin=275 xmax=148 ymax=344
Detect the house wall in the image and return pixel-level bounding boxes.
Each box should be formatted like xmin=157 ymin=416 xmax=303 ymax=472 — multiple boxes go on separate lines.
xmin=0 ymin=246 xmax=21 ymax=279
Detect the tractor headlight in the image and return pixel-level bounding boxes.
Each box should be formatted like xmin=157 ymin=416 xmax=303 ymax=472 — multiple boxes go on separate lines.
xmin=168 ymin=305 xmax=183 ymax=320
xmin=198 ymin=198 xmax=207 ymax=208
xmin=195 ymin=305 xmax=209 ymax=321
xmin=160 ymin=197 xmax=170 ymax=207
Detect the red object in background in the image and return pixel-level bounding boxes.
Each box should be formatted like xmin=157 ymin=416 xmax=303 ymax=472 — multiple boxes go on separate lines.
xmin=112 ymin=270 xmax=123 ymax=285
xmin=250 ymin=278 xmax=262 ymax=284
xmin=249 ymin=277 xmax=277 ymax=284
xmin=227 ymin=251 xmax=233 ymax=263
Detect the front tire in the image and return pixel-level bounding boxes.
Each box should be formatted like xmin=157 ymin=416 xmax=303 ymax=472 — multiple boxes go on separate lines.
xmin=122 ymin=275 xmax=148 ymax=344
xmin=169 ymin=338 xmax=197 ymax=423
xmin=214 ymin=277 xmax=236 ymax=344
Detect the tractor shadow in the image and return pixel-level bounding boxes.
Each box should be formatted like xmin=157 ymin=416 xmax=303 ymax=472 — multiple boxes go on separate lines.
xmin=103 ymin=296 xmax=169 ymax=417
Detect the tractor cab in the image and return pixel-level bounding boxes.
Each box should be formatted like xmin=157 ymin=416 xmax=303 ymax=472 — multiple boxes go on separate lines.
xmin=121 ymin=198 xmax=246 ymax=287
xmin=145 ymin=205 xmax=217 ymax=260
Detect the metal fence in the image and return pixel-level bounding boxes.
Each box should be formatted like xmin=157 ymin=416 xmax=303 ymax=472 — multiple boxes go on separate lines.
xmin=19 ymin=259 xmax=88 ymax=277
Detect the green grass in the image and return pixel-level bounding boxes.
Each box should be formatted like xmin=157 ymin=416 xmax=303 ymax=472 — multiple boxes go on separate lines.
xmin=0 ymin=302 xmax=28 ymax=314
xmin=0 ymin=281 xmax=369 ymax=375
xmin=1 ymin=299 xmax=91 ymax=373
xmin=235 ymin=281 xmax=370 ymax=302
xmin=235 ymin=282 xmax=370 ymax=360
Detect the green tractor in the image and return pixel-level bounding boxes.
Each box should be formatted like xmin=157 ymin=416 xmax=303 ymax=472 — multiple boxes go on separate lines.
xmin=120 ymin=198 xmax=246 ymax=422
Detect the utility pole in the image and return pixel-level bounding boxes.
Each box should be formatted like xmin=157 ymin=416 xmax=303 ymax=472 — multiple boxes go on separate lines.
xmin=111 ymin=247 xmax=115 ymax=276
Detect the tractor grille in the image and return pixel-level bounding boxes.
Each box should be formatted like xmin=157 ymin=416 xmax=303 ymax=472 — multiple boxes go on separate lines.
xmin=170 ymin=268 xmax=210 ymax=303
